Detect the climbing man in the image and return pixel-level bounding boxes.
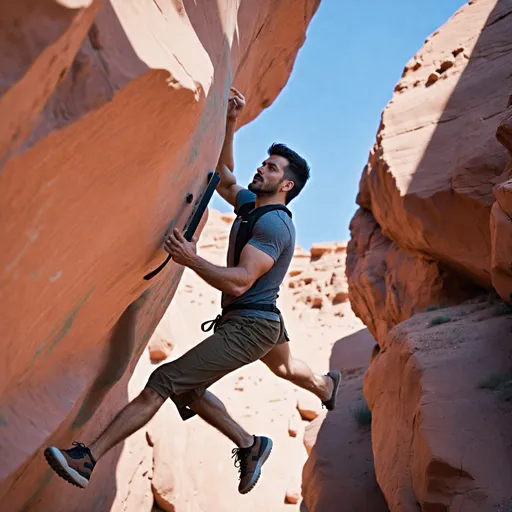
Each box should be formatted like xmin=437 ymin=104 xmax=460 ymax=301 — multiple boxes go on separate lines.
xmin=44 ymin=87 xmax=341 ymax=495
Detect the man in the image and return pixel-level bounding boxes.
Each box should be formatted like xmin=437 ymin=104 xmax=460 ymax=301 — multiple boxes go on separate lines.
xmin=44 ymin=87 xmax=341 ymax=495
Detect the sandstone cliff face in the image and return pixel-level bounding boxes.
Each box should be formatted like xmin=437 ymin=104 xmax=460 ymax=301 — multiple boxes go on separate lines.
xmin=0 ymin=1 xmax=320 ymax=510
xmin=355 ymin=0 xmax=511 ymax=299
xmin=346 ymin=0 xmax=512 ymax=510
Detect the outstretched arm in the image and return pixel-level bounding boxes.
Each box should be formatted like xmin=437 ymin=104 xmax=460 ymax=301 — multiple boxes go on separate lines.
xmin=164 ymin=229 xmax=274 ymax=296
xmin=216 ymin=87 xmax=246 ymax=207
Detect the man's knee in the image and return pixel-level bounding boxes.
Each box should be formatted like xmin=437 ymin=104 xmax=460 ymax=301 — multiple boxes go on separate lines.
xmin=139 ymin=386 xmax=166 ymax=408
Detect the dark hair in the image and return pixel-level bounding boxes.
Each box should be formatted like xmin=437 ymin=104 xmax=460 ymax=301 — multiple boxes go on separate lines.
xmin=268 ymin=143 xmax=310 ymax=204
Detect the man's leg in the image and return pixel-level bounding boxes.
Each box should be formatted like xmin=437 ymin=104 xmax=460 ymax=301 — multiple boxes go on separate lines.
xmin=260 ymin=342 xmax=333 ymax=402
xmin=189 ymin=390 xmax=254 ymax=448
xmin=44 ymin=387 xmax=165 ymax=488
xmin=88 ymin=387 xmax=164 ymax=460
xmin=190 ymin=390 xmax=273 ymax=494
xmin=44 ymin=288 xmax=161 ymax=488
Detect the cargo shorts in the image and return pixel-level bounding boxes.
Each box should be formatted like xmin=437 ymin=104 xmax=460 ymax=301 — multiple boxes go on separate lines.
xmin=146 ymin=313 xmax=287 ymax=420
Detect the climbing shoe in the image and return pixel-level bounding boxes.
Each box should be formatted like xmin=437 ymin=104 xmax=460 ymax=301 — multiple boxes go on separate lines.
xmin=44 ymin=442 xmax=96 ymax=488
xmin=232 ymin=436 xmax=273 ymax=494
xmin=322 ymin=370 xmax=342 ymax=411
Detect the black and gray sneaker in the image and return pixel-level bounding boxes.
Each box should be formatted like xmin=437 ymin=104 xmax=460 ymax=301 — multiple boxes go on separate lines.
xmin=44 ymin=442 xmax=96 ymax=488
xmin=322 ymin=370 xmax=342 ymax=411
xmin=231 ymin=436 xmax=273 ymax=494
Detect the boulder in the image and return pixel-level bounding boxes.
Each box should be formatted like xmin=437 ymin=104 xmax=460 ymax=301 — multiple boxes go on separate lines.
xmin=364 ymin=297 xmax=512 ymax=510
xmin=356 ymin=0 xmax=512 ymax=289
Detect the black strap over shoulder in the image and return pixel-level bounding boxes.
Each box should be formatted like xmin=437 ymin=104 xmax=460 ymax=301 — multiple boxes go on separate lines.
xmin=200 ymin=201 xmax=291 ymax=336
xmin=233 ymin=202 xmax=292 ymax=266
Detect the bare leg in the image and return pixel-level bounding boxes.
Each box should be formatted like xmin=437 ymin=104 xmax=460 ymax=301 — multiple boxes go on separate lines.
xmin=260 ymin=343 xmax=333 ymax=401
xmin=190 ymin=391 xmax=254 ymax=448
xmin=88 ymin=387 xmax=165 ymax=461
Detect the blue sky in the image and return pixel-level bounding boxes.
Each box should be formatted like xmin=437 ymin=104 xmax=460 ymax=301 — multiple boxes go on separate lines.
xmin=211 ymin=0 xmax=467 ymax=249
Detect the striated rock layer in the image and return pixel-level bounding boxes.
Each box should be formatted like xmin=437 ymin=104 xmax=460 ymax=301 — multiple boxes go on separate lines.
xmin=0 ymin=1 xmax=320 ymax=510
xmin=346 ymin=0 xmax=512 ymax=510
xmin=356 ymin=0 xmax=512 ymax=297
xmin=346 ymin=208 xmax=481 ymax=342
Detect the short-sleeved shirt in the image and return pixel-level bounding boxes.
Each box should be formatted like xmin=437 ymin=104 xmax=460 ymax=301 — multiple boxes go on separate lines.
xmin=221 ymin=189 xmax=295 ymax=321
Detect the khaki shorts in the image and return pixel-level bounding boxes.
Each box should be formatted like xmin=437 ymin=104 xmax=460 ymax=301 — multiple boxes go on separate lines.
xmin=146 ymin=314 xmax=286 ymax=420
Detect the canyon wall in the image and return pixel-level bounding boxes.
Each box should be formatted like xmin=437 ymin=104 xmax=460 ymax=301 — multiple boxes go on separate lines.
xmin=0 ymin=1 xmax=320 ymax=510
xmin=346 ymin=0 xmax=512 ymax=510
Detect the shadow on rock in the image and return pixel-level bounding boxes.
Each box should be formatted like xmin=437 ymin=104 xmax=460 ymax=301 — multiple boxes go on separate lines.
xmin=300 ymin=328 xmax=388 ymax=512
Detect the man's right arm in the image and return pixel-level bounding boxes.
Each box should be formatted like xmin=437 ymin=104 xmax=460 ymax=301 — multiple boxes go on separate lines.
xmin=216 ymin=88 xmax=245 ymax=207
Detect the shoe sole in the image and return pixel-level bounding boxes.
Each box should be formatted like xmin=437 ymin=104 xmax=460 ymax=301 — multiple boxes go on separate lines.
xmin=323 ymin=370 xmax=342 ymax=411
xmin=44 ymin=447 xmax=89 ymax=489
xmin=239 ymin=437 xmax=273 ymax=495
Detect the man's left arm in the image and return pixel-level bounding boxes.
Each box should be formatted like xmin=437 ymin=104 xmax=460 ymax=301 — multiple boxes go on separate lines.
xmin=163 ymin=228 xmax=274 ymax=296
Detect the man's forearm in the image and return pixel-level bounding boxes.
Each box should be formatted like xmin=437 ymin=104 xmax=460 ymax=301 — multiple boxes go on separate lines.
xmin=187 ymin=253 xmax=249 ymax=296
xmin=216 ymin=119 xmax=236 ymax=173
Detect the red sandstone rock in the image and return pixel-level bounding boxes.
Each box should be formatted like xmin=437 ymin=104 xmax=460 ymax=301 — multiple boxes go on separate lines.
xmin=148 ymin=328 xmax=175 ymax=363
xmin=346 ymin=2 xmax=512 ymax=510
xmin=288 ymin=411 xmax=301 ymax=438
xmin=285 ymin=471 xmax=302 ymax=504
xmin=490 ymin=182 xmax=512 ymax=302
xmin=344 ymin=2 xmax=512 ymax=511
xmin=493 ymin=106 xmax=512 ymax=301
xmin=286 ymin=241 xmax=350 ymax=314
xmin=346 ymin=208 xmax=479 ymax=342
xmin=357 ymin=0 xmax=512 ymax=289
xmin=302 ymin=328 xmax=388 ymax=512
xmin=0 ymin=1 xmax=320 ymax=510
xmin=496 ymin=105 xmax=512 ymax=153
xmin=297 ymin=391 xmax=323 ymax=421
xmin=310 ymin=242 xmax=345 ymax=259
xmin=147 ymin=338 xmax=174 ymax=363
xmin=364 ymin=297 xmax=512 ymax=510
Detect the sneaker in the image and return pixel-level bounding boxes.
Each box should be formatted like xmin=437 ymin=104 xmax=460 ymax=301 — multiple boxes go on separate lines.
xmin=231 ymin=436 xmax=273 ymax=494
xmin=322 ymin=370 xmax=342 ymax=411
xmin=44 ymin=442 xmax=96 ymax=488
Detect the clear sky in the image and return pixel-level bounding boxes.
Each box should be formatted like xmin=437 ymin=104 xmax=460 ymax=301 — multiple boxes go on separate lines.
xmin=210 ymin=0 xmax=467 ymax=249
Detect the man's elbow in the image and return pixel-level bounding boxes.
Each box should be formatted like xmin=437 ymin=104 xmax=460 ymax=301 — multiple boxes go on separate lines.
xmin=229 ymin=277 xmax=254 ymax=297
xmin=229 ymin=284 xmax=249 ymax=297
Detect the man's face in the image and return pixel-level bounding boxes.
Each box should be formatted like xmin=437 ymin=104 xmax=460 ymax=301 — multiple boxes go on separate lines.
xmin=248 ymin=155 xmax=294 ymax=196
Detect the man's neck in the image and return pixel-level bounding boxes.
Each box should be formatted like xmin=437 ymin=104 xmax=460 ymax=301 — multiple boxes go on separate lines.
xmin=254 ymin=194 xmax=286 ymax=208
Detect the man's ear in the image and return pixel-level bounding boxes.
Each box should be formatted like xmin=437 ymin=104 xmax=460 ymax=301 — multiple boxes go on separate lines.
xmin=282 ymin=180 xmax=295 ymax=192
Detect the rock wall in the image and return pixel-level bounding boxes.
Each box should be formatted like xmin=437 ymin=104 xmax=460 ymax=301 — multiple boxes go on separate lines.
xmin=352 ymin=0 xmax=511 ymax=302
xmin=346 ymin=0 xmax=512 ymax=510
xmin=364 ymin=297 xmax=512 ymax=512
xmin=0 ymin=1 xmax=320 ymax=510
xmin=301 ymin=327 xmax=388 ymax=512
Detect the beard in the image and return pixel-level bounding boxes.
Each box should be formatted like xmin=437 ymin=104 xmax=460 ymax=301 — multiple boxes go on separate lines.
xmin=248 ymin=176 xmax=282 ymax=196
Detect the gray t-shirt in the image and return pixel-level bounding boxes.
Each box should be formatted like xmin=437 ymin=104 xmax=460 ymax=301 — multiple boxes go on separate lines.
xmin=221 ymin=189 xmax=295 ymax=321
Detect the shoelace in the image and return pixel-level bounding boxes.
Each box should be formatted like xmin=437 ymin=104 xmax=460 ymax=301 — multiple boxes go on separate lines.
xmin=71 ymin=441 xmax=89 ymax=454
xmin=69 ymin=442 xmax=95 ymax=464
xmin=231 ymin=447 xmax=250 ymax=477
